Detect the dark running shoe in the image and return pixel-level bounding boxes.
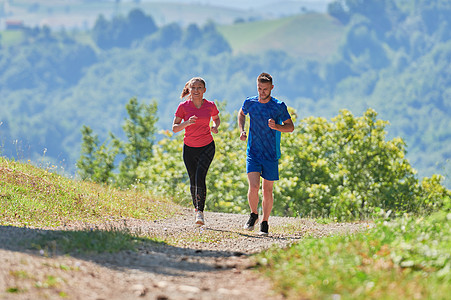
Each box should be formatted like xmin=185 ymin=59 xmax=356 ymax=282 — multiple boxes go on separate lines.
xmin=259 ymin=221 xmax=269 ymax=236
xmin=243 ymin=212 xmax=259 ymax=231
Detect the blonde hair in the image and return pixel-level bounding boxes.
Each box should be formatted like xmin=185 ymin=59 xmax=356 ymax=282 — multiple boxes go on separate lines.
xmin=180 ymin=77 xmax=206 ymax=99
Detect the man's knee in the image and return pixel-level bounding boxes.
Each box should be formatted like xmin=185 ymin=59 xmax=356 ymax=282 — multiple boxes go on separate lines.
xmin=248 ymin=183 xmax=260 ymax=192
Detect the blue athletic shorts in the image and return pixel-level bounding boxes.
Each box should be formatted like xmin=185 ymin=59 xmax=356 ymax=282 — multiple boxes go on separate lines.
xmin=246 ymin=156 xmax=279 ymax=181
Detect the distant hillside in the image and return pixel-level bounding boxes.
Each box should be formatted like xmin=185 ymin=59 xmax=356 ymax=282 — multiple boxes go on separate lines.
xmin=218 ymin=13 xmax=345 ymax=60
xmin=1 ymin=0 xmax=450 ymax=188
xmin=0 ymin=0 xmax=330 ymax=30
xmin=1 ymin=0 xmax=247 ymax=29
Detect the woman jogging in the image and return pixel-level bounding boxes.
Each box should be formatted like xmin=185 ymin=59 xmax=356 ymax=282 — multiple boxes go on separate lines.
xmin=172 ymin=77 xmax=220 ymax=226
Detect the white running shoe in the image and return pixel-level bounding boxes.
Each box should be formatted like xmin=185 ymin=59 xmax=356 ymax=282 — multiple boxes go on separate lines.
xmin=195 ymin=211 xmax=205 ymax=226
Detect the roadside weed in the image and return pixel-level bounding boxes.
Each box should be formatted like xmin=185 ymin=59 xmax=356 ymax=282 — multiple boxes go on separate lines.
xmin=255 ymin=210 xmax=450 ymax=299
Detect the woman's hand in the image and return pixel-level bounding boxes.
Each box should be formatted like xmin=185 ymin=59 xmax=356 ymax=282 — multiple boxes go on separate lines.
xmin=187 ymin=115 xmax=198 ymax=125
xmin=172 ymin=115 xmax=197 ymax=133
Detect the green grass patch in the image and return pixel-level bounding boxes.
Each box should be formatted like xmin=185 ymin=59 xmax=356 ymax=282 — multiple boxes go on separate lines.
xmin=255 ymin=210 xmax=451 ymax=299
xmin=0 ymin=157 xmax=178 ymax=227
xmin=6 ymin=287 xmax=23 ymax=293
xmin=218 ymin=13 xmax=345 ymax=60
xmin=0 ymin=31 xmax=26 ymax=46
xmin=0 ymin=157 xmax=174 ymax=254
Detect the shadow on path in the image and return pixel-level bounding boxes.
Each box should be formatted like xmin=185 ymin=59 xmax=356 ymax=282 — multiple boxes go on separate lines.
xmin=0 ymin=225 xmax=245 ymax=277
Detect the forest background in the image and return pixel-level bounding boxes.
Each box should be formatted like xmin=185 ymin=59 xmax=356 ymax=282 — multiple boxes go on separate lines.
xmin=0 ymin=0 xmax=450 ymax=191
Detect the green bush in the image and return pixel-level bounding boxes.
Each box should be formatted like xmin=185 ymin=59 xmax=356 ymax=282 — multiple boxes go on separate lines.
xmin=137 ymin=107 xmax=450 ymax=220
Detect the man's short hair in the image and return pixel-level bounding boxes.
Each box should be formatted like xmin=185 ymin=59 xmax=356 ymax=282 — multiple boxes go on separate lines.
xmin=257 ymin=72 xmax=273 ymax=85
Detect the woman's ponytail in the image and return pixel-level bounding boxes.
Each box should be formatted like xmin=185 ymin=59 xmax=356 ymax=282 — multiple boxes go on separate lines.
xmin=180 ymin=81 xmax=190 ymax=99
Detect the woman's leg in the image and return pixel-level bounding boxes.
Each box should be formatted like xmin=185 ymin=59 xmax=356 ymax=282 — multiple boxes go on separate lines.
xmin=183 ymin=142 xmax=215 ymax=211
xmin=193 ymin=141 xmax=215 ymax=211
xmin=183 ymin=144 xmax=199 ymax=209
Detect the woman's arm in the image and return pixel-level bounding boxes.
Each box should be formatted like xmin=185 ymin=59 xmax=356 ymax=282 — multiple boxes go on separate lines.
xmin=172 ymin=115 xmax=198 ymax=133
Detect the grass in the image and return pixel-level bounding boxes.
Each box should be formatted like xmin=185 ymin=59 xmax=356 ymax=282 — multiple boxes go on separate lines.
xmin=0 ymin=30 xmax=26 ymax=46
xmin=0 ymin=157 xmax=177 ymax=228
xmin=2 ymin=156 xmax=450 ymax=299
xmin=0 ymin=156 xmax=177 ymax=255
xmin=218 ymin=13 xmax=345 ymax=60
xmin=255 ymin=210 xmax=451 ymax=299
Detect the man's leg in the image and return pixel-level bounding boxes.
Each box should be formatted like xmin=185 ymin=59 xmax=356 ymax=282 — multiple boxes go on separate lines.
xmin=261 ymin=178 xmax=274 ymax=222
xmin=247 ymin=172 xmax=261 ymax=214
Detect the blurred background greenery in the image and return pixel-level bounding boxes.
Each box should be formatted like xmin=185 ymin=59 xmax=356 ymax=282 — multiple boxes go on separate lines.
xmin=0 ymin=0 xmax=449 ymax=189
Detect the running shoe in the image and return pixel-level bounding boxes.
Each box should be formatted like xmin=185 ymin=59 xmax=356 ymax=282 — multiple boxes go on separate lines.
xmin=195 ymin=211 xmax=205 ymax=226
xmin=243 ymin=212 xmax=259 ymax=230
xmin=258 ymin=221 xmax=269 ymax=236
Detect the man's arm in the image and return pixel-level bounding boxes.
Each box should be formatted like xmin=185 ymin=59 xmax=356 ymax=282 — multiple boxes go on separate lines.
xmin=238 ymin=109 xmax=247 ymax=141
xmin=268 ymin=118 xmax=294 ymax=132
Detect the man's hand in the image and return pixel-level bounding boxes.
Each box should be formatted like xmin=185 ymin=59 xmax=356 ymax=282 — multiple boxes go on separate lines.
xmin=268 ymin=118 xmax=277 ymax=130
xmin=240 ymin=131 xmax=247 ymax=141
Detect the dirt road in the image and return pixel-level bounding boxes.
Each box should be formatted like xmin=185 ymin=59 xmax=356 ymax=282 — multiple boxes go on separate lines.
xmin=1 ymin=209 xmax=370 ymax=299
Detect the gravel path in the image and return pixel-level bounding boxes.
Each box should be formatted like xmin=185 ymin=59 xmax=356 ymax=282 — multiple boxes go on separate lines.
xmin=1 ymin=208 xmax=371 ymax=300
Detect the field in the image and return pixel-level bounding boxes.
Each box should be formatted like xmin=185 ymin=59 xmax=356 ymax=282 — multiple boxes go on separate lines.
xmin=2 ymin=0 xmax=248 ymax=29
xmin=218 ymin=13 xmax=345 ymax=60
xmin=2 ymin=0 xmax=344 ymax=60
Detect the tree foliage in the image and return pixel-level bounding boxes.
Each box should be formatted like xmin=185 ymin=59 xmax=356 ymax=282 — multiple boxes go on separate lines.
xmin=77 ymin=97 xmax=158 ymax=188
xmin=134 ymin=106 xmax=449 ymax=220
xmin=1 ymin=2 xmax=450 ymax=189
xmin=76 ymin=125 xmax=117 ymax=184
xmin=113 ymin=97 xmax=158 ymax=187
xmin=92 ymin=8 xmax=157 ymax=49
xmin=277 ymin=108 xmax=421 ymax=219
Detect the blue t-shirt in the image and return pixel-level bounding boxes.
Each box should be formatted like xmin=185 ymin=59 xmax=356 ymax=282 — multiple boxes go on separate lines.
xmin=241 ymin=96 xmax=291 ymax=161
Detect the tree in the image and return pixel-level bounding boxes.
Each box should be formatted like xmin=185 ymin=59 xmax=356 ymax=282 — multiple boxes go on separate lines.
xmin=138 ymin=107 xmax=449 ymax=220
xmin=92 ymin=9 xmax=158 ymax=49
xmin=182 ymin=24 xmax=202 ymax=49
xmin=327 ymin=0 xmax=349 ymax=24
xmin=201 ymin=21 xmax=231 ymax=55
xmin=92 ymin=14 xmax=112 ymax=49
xmin=77 ymin=125 xmax=117 ymax=183
xmin=77 ymin=98 xmax=158 ymax=187
xmin=127 ymin=8 xmax=157 ymax=41
xmin=112 ymin=97 xmax=158 ymax=187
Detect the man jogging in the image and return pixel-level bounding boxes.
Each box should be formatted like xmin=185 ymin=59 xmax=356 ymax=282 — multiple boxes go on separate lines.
xmin=238 ymin=72 xmax=294 ymax=235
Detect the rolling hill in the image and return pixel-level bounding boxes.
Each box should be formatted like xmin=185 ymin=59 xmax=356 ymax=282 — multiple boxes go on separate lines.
xmin=218 ymin=13 xmax=345 ymax=60
xmin=0 ymin=0 xmax=331 ymax=30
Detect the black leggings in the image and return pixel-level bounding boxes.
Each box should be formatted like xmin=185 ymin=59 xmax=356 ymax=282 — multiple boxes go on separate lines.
xmin=183 ymin=141 xmax=215 ymax=212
